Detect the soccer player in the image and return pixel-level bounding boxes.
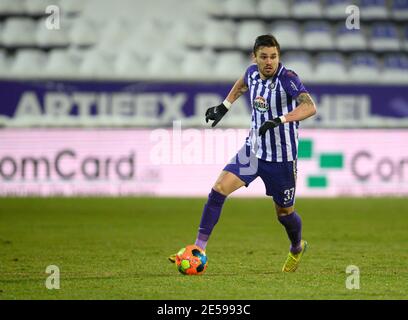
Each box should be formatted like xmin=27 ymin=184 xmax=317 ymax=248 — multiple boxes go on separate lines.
xmin=170 ymin=34 xmax=317 ymax=272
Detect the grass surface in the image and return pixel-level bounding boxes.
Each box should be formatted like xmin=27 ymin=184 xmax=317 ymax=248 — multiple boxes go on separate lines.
xmin=0 ymin=197 xmax=407 ymax=300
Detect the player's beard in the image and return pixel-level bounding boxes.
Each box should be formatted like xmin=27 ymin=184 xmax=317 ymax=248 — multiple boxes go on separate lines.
xmin=261 ymin=65 xmax=276 ymax=79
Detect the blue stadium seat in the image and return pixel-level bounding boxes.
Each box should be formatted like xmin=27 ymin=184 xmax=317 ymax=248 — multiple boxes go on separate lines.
xmin=325 ymin=0 xmax=354 ymax=18
xmin=359 ymin=0 xmax=389 ymax=19
xmin=336 ymin=23 xmax=367 ymax=50
xmin=403 ymin=25 xmax=408 ymax=50
xmin=292 ymin=0 xmax=323 ymax=18
xmin=370 ymin=23 xmax=400 ymax=51
xmin=349 ymin=53 xmax=380 ymax=82
xmin=315 ymin=53 xmax=347 ymax=82
xmin=303 ymin=21 xmax=334 ymax=49
xmin=383 ymin=53 xmax=408 ymax=69
xmin=382 ymin=53 xmax=408 ymax=83
xmin=391 ymin=0 xmax=408 ymax=20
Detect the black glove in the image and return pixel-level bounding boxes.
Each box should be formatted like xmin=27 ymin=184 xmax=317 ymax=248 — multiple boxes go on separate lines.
xmin=259 ymin=118 xmax=283 ymax=136
xmin=205 ymin=103 xmax=228 ymax=128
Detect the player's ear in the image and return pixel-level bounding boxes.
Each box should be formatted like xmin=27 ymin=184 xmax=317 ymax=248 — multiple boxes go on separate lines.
xmin=251 ymin=52 xmax=256 ymax=63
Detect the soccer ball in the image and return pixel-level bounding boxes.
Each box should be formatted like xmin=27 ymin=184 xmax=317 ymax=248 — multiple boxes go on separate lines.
xmin=175 ymin=244 xmax=208 ymax=275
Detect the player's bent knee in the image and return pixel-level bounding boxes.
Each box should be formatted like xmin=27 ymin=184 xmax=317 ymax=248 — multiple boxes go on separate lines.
xmin=213 ymin=183 xmax=229 ymax=196
xmin=275 ymin=205 xmax=294 ymax=216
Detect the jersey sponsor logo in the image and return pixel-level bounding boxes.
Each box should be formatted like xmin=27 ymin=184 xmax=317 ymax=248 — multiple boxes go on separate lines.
xmin=253 ymin=96 xmax=269 ymax=113
xmin=290 ymin=80 xmax=298 ymax=91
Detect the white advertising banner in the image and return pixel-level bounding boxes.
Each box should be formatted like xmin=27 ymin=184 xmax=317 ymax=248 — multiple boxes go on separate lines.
xmin=0 ymin=128 xmax=407 ymax=197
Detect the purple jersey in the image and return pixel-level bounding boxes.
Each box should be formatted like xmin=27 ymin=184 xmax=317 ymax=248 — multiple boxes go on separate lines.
xmin=244 ymin=62 xmax=308 ymax=162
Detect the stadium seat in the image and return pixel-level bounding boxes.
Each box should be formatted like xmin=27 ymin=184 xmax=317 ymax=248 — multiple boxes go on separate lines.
xmin=391 ymin=0 xmax=408 ymax=20
xmin=370 ymin=23 xmax=401 ymax=51
xmin=303 ymin=21 xmax=334 ymax=49
xmin=25 ymin=0 xmax=60 ymax=14
xmin=213 ymin=52 xmax=248 ymax=80
xmin=382 ymin=53 xmax=408 ymax=84
xmin=68 ymin=18 xmax=99 ymax=46
xmin=403 ymin=25 xmax=408 ymax=50
xmin=148 ymin=53 xmax=181 ymax=79
xmin=325 ymin=0 xmax=354 ymax=18
xmin=270 ymin=21 xmax=302 ymax=49
xmin=281 ymin=52 xmax=314 ymax=83
xmin=0 ymin=49 xmax=9 ymax=77
xmin=10 ymin=49 xmax=47 ymax=76
xmin=359 ymin=0 xmax=389 ymax=19
xmin=170 ymin=18 xmax=207 ymax=47
xmin=336 ymin=23 xmax=367 ymax=50
xmin=1 ymin=18 xmax=37 ymax=46
xmin=257 ymin=0 xmax=290 ymax=17
xmin=196 ymin=0 xmax=225 ymax=15
xmin=94 ymin=19 xmax=130 ymax=57
xmin=349 ymin=53 xmax=380 ymax=82
xmin=79 ymin=49 xmax=114 ymax=78
xmin=237 ymin=21 xmax=266 ymax=50
xmin=203 ymin=20 xmax=236 ymax=48
xmin=114 ymin=51 xmax=148 ymax=78
xmin=314 ymin=53 xmax=347 ymax=83
xmin=44 ymin=49 xmax=79 ymax=77
xmin=127 ymin=18 xmax=185 ymax=64
xmin=59 ymin=0 xmax=86 ymax=14
xmin=35 ymin=18 xmax=70 ymax=47
xmin=223 ymin=0 xmax=258 ymax=17
xmin=0 ymin=0 xmax=25 ymax=14
xmin=180 ymin=50 xmax=215 ymax=78
xmin=292 ymin=0 xmax=323 ymax=18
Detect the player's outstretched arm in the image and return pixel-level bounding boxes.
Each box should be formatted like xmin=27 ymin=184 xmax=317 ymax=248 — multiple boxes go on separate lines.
xmin=205 ymin=76 xmax=248 ymax=128
xmin=259 ymin=93 xmax=317 ymax=136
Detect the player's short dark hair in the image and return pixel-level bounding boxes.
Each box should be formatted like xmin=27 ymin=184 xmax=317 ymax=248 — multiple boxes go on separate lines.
xmin=253 ymin=34 xmax=281 ymax=56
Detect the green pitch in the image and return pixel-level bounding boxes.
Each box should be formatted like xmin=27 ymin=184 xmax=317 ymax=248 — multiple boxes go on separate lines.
xmin=0 ymin=197 xmax=407 ymax=300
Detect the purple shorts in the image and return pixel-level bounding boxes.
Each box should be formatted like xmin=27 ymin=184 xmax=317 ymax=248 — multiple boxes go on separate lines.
xmin=224 ymin=144 xmax=297 ymax=207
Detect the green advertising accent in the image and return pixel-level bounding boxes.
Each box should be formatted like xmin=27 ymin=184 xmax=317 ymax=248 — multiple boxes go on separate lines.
xmin=319 ymin=154 xmax=344 ymax=168
xmin=298 ymin=139 xmax=313 ymax=159
xmin=301 ymin=139 xmax=344 ymax=189
xmin=307 ymin=176 xmax=328 ymax=188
